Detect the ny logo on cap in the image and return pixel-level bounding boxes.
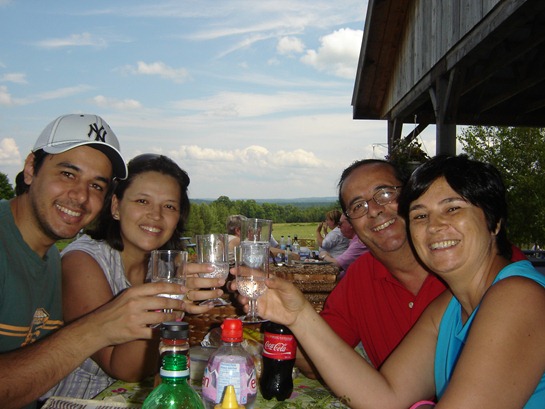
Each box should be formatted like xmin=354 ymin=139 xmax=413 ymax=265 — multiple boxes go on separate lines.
xmin=88 ymin=123 xmax=107 ymax=142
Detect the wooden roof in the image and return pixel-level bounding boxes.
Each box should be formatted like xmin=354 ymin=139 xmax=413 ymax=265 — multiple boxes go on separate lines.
xmin=352 ymin=0 xmax=545 ymax=129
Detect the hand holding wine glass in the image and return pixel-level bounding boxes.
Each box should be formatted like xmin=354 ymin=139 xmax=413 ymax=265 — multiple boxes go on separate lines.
xmin=235 ymin=241 xmax=271 ymax=323
xmin=195 ymin=233 xmax=231 ymax=306
xmin=150 ymin=250 xmax=187 ymax=317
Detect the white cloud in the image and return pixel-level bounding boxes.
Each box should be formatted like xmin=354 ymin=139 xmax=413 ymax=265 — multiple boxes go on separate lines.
xmin=301 ymin=28 xmax=363 ymax=79
xmin=125 ymin=61 xmax=190 ymax=83
xmin=16 ymin=85 xmax=93 ymax=105
xmin=215 ymin=33 xmax=274 ymax=59
xmin=170 ymin=145 xmax=325 ymax=169
xmin=33 ymin=32 xmax=109 ymax=49
xmin=0 ymin=138 xmax=21 ymax=165
xmin=172 ymin=91 xmax=346 ymax=118
xmin=1 ymin=73 xmax=27 ymax=84
xmin=0 ymin=85 xmax=15 ymax=106
xmin=277 ymin=36 xmax=305 ymax=55
xmin=91 ymin=95 xmax=142 ymax=110
xmin=0 ymin=84 xmax=92 ymax=106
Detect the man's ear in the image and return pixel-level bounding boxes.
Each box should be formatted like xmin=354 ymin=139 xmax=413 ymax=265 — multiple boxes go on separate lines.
xmin=22 ymin=153 xmax=37 ymax=186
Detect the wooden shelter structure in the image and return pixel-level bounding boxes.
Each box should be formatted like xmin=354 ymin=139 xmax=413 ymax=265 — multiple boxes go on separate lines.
xmin=352 ymin=0 xmax=545 ymax=156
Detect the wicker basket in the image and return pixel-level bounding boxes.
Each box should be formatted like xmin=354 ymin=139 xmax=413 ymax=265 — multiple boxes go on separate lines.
xmin=183 ymin=305 xmax=239 ymax=346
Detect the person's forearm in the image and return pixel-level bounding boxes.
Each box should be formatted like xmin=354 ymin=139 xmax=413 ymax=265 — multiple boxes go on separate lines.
xmin=101 ymin=337 xmax=160 ymax=382
xmin=0 ymin=315 xmax=105 ymax=409
xmin=321 ymin=253 xmax=340 ymax=268
xmin=295 ymin=346 xmax=320 ymax=379
xmin=315 ymin=231 xmax=324 ymax=247
xmin=289 ymin=304 xmax=396 ymax=408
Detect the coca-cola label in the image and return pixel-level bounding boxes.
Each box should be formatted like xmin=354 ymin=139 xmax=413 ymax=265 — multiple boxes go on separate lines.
xmin=263 ymin=332 xmax=297 ymax=360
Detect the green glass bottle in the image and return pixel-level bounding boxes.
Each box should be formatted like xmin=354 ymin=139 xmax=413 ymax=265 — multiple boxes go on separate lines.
xmin=143 ymin=354 xmax=205 ymax=409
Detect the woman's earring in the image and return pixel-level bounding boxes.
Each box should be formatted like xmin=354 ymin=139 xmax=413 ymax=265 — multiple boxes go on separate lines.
xmin=112 ymin=213 xmax=120 ymax=220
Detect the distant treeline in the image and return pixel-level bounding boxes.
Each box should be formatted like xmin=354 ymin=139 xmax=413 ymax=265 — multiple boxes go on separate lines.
xmin=185 ymin=195 xmax=339 ymax=237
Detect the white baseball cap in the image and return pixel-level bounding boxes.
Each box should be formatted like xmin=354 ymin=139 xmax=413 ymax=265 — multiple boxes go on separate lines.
xmin=33 ymin=114 xmax=128 ymax=180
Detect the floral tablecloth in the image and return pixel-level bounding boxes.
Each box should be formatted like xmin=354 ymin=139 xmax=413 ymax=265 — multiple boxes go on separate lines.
xmin=93 ymin=373 xmax=349 ymax=409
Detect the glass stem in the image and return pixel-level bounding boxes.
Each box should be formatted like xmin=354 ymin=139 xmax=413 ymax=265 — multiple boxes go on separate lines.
xmin=248 ymin=298 xmax=257 ymax=318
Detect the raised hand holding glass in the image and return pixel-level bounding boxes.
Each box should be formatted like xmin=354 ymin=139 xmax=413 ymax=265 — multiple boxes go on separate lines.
xmin=195 ymin=233 xmax=230 ymax=306
xmin=235 ymin=241 xmax=270 ymax=323
xmin=150 ymin=250 xmax=187 ymax=318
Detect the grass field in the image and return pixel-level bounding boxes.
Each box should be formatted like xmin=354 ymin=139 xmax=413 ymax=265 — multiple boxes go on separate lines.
xmin=272 ymin=222 xmax=318 ymax=248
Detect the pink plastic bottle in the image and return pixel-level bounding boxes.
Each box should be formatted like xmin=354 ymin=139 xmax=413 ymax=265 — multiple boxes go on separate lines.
xmin=202 ymin=319 xmax=257 ymax=409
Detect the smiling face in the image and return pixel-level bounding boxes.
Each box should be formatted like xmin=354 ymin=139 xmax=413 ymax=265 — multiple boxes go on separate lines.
xmin=25 ymin=146 xmax=112 ymax=242
xmin=340 ymin=163 xmax=408 ymax=256
xmin=407 ymin=177 xmax=498 ymax=277
xmin=111 ymin=171 xmax=181 ymax=255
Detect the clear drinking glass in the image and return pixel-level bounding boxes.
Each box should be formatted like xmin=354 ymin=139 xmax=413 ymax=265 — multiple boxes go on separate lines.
xmin=235 ymin=241 xmax=270 ymax=323
xmin=195 ymin=233 xmax=231 ymax=306
xmin=150 ymin=250 xmax=187 ymax=317
xmin=241 ymin=218 xmax=273 ymax=244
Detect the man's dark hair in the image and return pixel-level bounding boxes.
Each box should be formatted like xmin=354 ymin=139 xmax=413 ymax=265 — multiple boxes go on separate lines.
xmin=14 ymin=150 xmax=49 ymax=196
xmin=337 ymin=159 xmax=409 ymax=213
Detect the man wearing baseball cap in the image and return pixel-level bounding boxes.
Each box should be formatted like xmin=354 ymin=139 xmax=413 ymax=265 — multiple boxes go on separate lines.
xmin=0 ymin=114 xmax=185 ymax=409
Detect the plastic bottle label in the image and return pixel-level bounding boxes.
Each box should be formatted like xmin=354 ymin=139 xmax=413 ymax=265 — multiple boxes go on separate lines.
xmin=202 ymin=361 xmax=257 ymax=404
xmin=263 ymin=333 xmax=297 ymax=360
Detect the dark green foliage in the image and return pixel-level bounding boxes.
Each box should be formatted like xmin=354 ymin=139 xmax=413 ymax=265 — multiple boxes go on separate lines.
xmin=459 ymin=126 xmax=545 ymax=248
xmin=0 ymin=173 xmax=15 ymax=200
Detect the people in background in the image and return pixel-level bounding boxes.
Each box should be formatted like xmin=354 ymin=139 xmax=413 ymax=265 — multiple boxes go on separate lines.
xmin=226 ymin=214 xmax=245 ymax=264
xmin=315 ymin=209 xmax=350 ymax=258
xmin=0 ymin=114 xmax=186 ymax=409
xmin=43 ymin=154 xmax=223 ymax=400
xmin=319 ymin=213 xmax=368 ymax=277
xmin=268 ymin=230 xmax=300 ymax=263
xmin=256 ymin=155 xmax=544 ymax=408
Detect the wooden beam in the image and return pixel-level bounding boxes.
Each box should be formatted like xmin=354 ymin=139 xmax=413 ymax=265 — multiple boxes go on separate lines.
xmin=387 ymin=118 xmax=403 ymax=156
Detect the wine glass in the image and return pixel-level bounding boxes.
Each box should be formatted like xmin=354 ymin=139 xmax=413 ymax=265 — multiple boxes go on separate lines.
xmin=235 ymin=241 xmax=270 ymax=323
xmin=150 ymin=250 xmax=187 ymax=317
xmin=195 ymin=233 xmax=231 ymax=306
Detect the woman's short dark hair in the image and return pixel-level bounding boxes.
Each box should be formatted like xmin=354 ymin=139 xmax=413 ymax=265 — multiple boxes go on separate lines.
xmin=398 ymin=154 xmax=512 ymax=259
xmin=337 ymin=159 xmax=409 ymax=214
xmin=87 ymin=154 xmax=190 ymax=251
xmin=15 ymin=150 xmax=49 ymax=196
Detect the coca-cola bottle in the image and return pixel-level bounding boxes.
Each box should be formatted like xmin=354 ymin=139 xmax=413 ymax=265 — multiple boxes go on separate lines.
xmin=259 ymin=321 xmax=297 ymax=401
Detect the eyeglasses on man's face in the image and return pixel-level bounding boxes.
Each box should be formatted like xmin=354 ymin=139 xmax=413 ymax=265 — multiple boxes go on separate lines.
xmin=345 ymin=186 xmax=402 ymax=219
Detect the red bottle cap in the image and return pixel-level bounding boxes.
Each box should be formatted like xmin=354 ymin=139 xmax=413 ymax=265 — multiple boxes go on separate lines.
xmin=221 ymin=318 xmax=243 ymax=342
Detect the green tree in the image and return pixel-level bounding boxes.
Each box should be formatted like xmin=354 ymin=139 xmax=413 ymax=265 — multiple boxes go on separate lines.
xmin=459 ymin=126 xmax=545 ymax=247
xmin=0 ymin=173 xmax=15 ymax=200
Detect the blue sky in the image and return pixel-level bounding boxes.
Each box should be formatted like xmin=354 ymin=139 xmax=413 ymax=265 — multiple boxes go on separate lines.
xmin=0 ymin=0 xmax=440 ymax=199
